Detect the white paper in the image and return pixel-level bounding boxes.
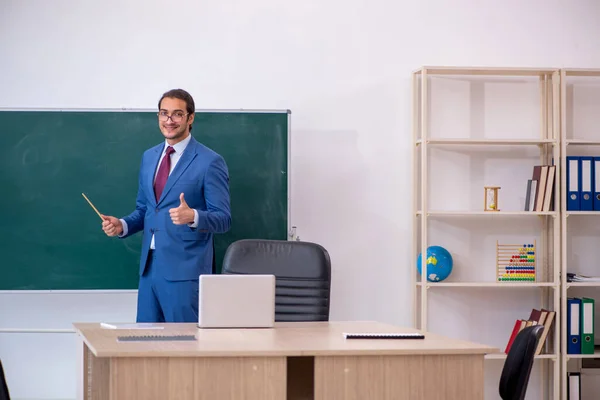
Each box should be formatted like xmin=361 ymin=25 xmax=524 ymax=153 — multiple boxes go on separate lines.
xmin=100 ymin=322 xmax=164 ymax=330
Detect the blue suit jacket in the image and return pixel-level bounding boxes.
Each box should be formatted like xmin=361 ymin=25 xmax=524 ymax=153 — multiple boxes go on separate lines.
xmin=121 ymin=136 xmax=231 ymax=281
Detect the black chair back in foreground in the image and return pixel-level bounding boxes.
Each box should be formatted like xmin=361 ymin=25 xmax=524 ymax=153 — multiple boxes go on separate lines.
xmin=499 ymin=324 xmax=544 ymax=400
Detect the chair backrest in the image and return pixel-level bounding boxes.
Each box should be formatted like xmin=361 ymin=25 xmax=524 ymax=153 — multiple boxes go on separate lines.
xmin=0 ymin=359 xmax=10 ymax=400
xmin=499 ymin=325 xmax=544 ymax=400
xmin=221 ymin=239 xmax=331 ymax=322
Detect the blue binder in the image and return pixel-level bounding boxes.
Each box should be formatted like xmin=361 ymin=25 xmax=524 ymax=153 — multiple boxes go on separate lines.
xmin=580 ymin=156 xmax=594 ymax=211
xmin=567 ymin=297 xmax=582 ymax=354
xmin=566 ymin=156 xmax=581 ymax=211
xmin=594 ymin=157 xmax=600 ymax=210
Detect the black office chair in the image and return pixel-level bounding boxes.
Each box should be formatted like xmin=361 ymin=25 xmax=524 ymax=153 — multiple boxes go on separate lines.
xmin=499 ymin=325 xmax=544 ymax=400
xmin=0 ymin=359 xmax=10 ymax=400
xmin=221 ymin=239 xmax=331 ymax=322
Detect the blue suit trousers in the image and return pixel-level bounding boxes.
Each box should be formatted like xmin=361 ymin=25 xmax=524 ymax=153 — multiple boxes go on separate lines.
xmin=136 ymin=250 xmax=199 ymax=323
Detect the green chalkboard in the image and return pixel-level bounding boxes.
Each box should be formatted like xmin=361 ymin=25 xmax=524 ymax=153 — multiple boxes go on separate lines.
xmin=0 ymin=109 xmax=289 ymax=290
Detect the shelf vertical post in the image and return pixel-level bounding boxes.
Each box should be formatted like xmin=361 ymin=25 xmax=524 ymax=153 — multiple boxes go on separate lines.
xmin=411 ymin=70 xmax=420 ymax=329
xmin=559 ymin=68 xmax=568 ymax=400
xmin=420 ymin=68 xmax=429 ymax=331
xmin=552 ymin=69 xmax=561 ymax=400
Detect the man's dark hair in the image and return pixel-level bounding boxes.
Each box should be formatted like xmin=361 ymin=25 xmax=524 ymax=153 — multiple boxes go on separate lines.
xmin=158 ymin=88 xmax=195 ymax=131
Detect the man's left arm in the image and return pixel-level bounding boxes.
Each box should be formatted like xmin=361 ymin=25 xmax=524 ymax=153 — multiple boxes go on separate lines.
xmin=189 ymin=156 xmax=232 ymax=233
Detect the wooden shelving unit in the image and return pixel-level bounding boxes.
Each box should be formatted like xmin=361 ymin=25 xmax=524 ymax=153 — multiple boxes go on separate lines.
xmin=412 ymin=66 xmax=561 ymax=399
xmin=559 ymin=68 xmax=600 ymax=400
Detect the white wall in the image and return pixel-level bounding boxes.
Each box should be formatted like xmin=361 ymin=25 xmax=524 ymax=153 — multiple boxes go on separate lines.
xmin=1 ymin=0 xmax=600 ymax=398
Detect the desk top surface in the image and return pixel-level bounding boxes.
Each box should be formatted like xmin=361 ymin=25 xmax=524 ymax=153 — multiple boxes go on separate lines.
xmin=73 ymin=321 xmax=499 ymax=358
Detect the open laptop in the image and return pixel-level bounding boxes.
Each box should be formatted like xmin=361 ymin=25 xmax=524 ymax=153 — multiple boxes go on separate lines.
xmin=197 ymin=274 xmax=275 ymax=328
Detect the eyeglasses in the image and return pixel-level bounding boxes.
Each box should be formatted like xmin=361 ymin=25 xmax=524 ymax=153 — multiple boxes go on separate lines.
xmin=157 ymin=111 xmax=188 ymax=122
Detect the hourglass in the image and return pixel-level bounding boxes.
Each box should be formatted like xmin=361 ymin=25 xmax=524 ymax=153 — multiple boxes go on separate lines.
xmin=484 ymin=186 xmax=500 ymax=211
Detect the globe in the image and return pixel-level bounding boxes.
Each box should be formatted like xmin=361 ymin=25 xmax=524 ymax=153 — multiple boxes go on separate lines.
xmin=416 ymin=245 xmax=453 ymax=282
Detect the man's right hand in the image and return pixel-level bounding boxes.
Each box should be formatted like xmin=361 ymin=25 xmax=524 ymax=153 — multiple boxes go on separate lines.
xmin=101 ymin=215 xmax=123 ymax=237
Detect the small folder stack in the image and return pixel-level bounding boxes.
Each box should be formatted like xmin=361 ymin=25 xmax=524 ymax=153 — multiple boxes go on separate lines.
xmin=566 ymin=156 xmax=600 ymax=211
xmin=566 ymin=297 xmax=596 ymax=355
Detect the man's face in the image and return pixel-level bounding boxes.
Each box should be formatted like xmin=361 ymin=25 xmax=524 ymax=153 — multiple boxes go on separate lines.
xmin=158 ymin=97 xmax=194 ymax=143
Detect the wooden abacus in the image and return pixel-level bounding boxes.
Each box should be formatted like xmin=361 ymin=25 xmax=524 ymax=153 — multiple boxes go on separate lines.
xmin=496 ymin=240 xmax=536 ymax=282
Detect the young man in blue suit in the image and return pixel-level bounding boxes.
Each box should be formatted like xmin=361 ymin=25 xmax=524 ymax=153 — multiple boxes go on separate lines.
xmin=101 ymin=89 xmax=232 ymax=323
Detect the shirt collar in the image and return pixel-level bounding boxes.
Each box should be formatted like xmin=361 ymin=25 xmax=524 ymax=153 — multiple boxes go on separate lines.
xmin=164 ymin=133 xmax=192 ymax=155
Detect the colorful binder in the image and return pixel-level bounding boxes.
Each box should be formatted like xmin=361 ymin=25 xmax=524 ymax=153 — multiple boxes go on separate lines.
xmin=567 ymin=156 xmax=581 ymax=211
xmin=581 ymin=297 xmax=595 ymax=354
xmin=580 ymin=156 xmax=594 ymax=211
xmin=567 ymin=297 xmax=582 ymax=354
xmin=594 ymin=157 xmax=600 ymax=210
xmin=568 ymin=372 xmax=581 ymax=400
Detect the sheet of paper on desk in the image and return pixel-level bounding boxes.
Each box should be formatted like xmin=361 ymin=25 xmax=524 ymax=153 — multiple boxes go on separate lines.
xmin=101 ymin=323 xmax=164 ymax=330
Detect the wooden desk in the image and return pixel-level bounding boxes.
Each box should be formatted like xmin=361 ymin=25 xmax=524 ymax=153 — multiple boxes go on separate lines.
xmin=74 ymin=321 xmax=497 ymax=400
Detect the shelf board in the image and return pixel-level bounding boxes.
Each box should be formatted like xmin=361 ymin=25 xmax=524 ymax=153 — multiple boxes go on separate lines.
xmin=415 ymin=138 xmax=555 ymax=146
xmin=565 ymin=211 xmax=600 ymax=216
xmin=563 ymin=68 xmax=600 ymax=77
xmin=566 ymin=282 xmax=600 ymax=288
xmin=416 ymin=282 xmax=557 ymax=288
xmin=566 ymin=350 xmax=600 ymax=359
xmin=486 ymin=353 xmax=556 ymax=360
xmin=565 ymin=139 xmax=600 ymax=146
xmin=416 ymin=210 xmax=556 ymax=217
xmin=414 ymin=66 xmax=558 ymax=76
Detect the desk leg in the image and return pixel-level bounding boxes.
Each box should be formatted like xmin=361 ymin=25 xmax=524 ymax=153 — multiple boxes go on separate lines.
xmin=109 ymin=356 xmax=286 ymax=400
xmin=314 ymin=354 xmax=484 ymax=400
xmin=82 ymin=342 xmax=110 ymax=400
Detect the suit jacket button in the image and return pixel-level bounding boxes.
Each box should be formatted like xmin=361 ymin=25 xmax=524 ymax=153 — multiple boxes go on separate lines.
xmin=155 ymin=208 xmax=159 ymax=212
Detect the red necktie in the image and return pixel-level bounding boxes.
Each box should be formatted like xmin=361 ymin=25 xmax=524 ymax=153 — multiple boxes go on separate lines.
xmin=154 ymin=146 xmax=175 ymax=201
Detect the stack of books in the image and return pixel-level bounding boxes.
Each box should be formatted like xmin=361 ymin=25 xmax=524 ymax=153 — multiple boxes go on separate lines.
xmin=505 ymin=308 xmax=556 ymax=354
xmin=524 ymin=165 xmax=555 ymax=212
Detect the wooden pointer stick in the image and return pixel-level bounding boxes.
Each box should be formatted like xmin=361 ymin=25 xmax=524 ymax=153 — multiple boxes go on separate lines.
xmin=82 ymin=193 xmax=104 ymax=220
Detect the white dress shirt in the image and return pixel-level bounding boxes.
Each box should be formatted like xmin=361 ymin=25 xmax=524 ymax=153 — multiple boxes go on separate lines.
xmin=119 ymin=134 xmax=199 ymax=248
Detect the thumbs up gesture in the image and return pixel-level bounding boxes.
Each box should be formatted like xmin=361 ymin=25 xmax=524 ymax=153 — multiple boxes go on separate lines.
xmin=169 ymin=193 xmax=194 ymax=225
